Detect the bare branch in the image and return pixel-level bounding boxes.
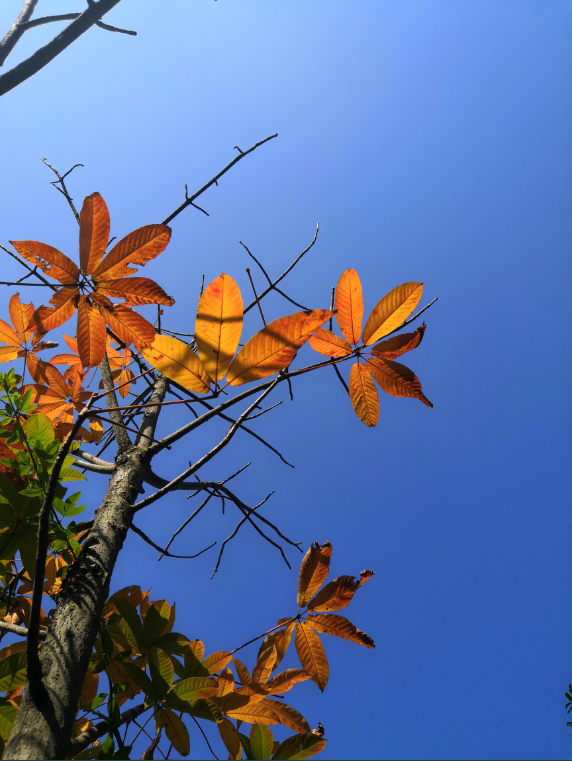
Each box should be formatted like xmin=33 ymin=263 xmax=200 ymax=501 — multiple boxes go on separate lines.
xmin=240 ymin=240 xmax=309 ymax=311
xmin=41 ymin=159 xmax=83 ymax=223
xmin=246 ymin=267 xmax=266 ymax=326
xmin=0 ymin=0 xmax=39 ymax=67
xmin=67 ymin=703 xmax=150 ymax=756
xmin=158 ymin=494 xmax=214 ymax=561
xmin=162 ymin=134 xmax=278 ymax=225
xmin=0 ymin=243 xmax=58 ymax=291
xmin=136 ymin=375 xmax=167 ymax=448
xmin=0 ymin=621 xmax=45 ymax=640
xmin=0 ymin=0 xmax=127 ymax=98
xmin=130 ymin=523 xmax=216 ymax=559
xmin=382 ymin=297 xmax=439 ymax=338
xmin=99 ymin=354 xmax=131 ymax=450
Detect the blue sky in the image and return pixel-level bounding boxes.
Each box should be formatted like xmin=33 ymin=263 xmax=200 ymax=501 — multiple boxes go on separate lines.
xmin=1 ymin=1 xmax=571 ymax=759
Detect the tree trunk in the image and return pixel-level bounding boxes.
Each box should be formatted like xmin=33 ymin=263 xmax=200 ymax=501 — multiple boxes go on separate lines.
xmin=4 ymin=445 xmax=148 ymax=760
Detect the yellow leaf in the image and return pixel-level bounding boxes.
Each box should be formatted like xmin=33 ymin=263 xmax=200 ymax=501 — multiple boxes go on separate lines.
xmin=141 ymin=334 xmax=210 ymax=393
xmin=305 ymin=613 xmax=375 ymax=648
xmin=195 ymin=273 xmax=243 ymax=382
xmin=224 ymin=701 xmax=281 ymax=725
xmin=232 ymin=656 xmax=251 ymax=685
xmin=348 ymin=362 xmax=379 ymax=427
xmin=362 ymin=283 xmax=423 ymax=345
xmin=366 ymin=356 xmax=433 ymax=407
xmin=294 ymin=622 xmax=329 ymax=692
xmin=156 ymin=708 xmax=190 ymax=756
xmin=252 ymin=645 xmax=277 ymax=684
xmin=335 ymin=268 xmax=363 ymax=345
xmin=226 ymin=310 xmax=333 ymax=386
xmin=297 ymin=542 xmax=332 ymax=607
xmin=261 ymin=699 xmax=310 ymax=733
xmin=202 ymin=650 xmax=232 ymax=675
xmin=308 ymin=329 xmax=352 ymax=357
xmin=265 ymin=669 xmax=312 ymax=696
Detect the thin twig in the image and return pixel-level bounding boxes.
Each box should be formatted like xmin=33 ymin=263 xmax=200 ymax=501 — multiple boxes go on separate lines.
xmin=246 ymin=267 xmax=266 ymax=326
xmin=190 ymin=715 xmax=219 ymax=760
xmin=229 ymin=616 xmax=297 ymax=656
xmin=0 ymin=621 xmax=46 ymax=639
xmin=240 ymin=240 xmax=309 ymax=311
xmin=158 ymin=494 xmax=214 ymax=560
xmin=41 ymin=159 xmax=83 ymax=223
xmin=130 ymin=523 xmax=216 ymax=560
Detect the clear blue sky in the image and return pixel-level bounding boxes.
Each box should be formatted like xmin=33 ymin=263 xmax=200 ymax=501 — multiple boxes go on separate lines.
xmin=1 ymin=1 xmax=571 ymax=759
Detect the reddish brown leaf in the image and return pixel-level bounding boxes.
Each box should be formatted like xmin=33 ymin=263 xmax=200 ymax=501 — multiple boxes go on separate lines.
xmin=97 ymin=277 xmax=175 ymax=307
xmin=10 ymin=241 xmax=80 ymax=284
xmin=100 ymin=303 xmax=156 ymax=351
xmin=294 ymin=622 xmax=329 ymax=692
xmin=31 ymin=287 xmax=78 ymax=333
xmin=308 ymin=329 xmax=352 ymax=357
xmin=370 ymin=323 xmax=426 ymax=360
xmin=305 ymin=614 xmax=375 ymax=648
xmin=348 ymin=362 xmax=379 ymax=427
xmin=227 ymin=309 xmax=333 ymax=386
xmin=297 ymin=542 xmax=332 ymax=607
xmin=79 ymin=192 xmax=110 ymax=275
xmin=362 ymin=282 xmax=423 ymax=345
xmin=92 ymin=224 xmax=171 ymax=281
xmin=335 ymin=268 xmax=363 ymax=345
xmin=366 ymin=356 xmax=433 ymax=407
xmin=76 ymin=296 xmax=107 ymax=368
xmin=306 ymin=572 xmax=374 ymax=613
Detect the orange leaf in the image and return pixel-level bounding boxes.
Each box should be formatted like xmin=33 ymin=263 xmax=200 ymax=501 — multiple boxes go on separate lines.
xmin=306 ymin=571 xmax=374 ymax=613
xmin=79 ymin=192 xmax=110 ymax=275
xmin=261 ymin=699 xmax=310 ymax=733
xmin=308 ymin=329 xmax=352 ymax=358
xmin=335 ymin=269 xmax=363 ymax=345
xmin=76 ymin=296 xmax=107 ymax=368
xmin=140 ymin=335 xmax=210 ymax=393
xmin=10 ymin=241 xmax=80 ymax=284
xmin=265 ymin=669 xmax=312 ymax=696
xmin=252 ymin=645 xmax=277 ymax=684
xmin=96 ymin=277 xmax=175 ymax=307
xmin=9 ymin=293 xmax=34 ymax=343
xmin=294 ymin=622 xmax=329 ymax=691
xmin=297 ymin=542 xmax=332 ymax=606
xmin=370 ymin=323 xmax=426 ymax=360
xmin=224 ymin=701 xmax=281 ymax=725
xmin=305 ymin=614 xmax=375 ymax=648
xmin=79 ymin=667 xmax=99 ymax=708
xmin=100 ymin=303 xmax=156 ymax=351
xmin=117 ymin=368 xmax=135 ymax=398
xmin=232 ymin=656 xmax=251 ymax=685
xmin=0 ymin=346 xmax=20 ymax=363
xmin=366 ymin=356 xmax=433 ymax=407
xmin=92 ymin=224 xmax=171 ymax=281
xmin=31 ymin=287 xmax=78 ymax=333
xmin=362 ymin=282 xmax=423 ymax=345
xmin=0 ymin=319 xmax=20 ymax=349
xmin=348 ymin=362 xmax=379 ymax=427
xmin=195 ymin=273 xmax=243 ymax=382
xmin=44 ymin=364 xmax=69 ymax=398
xmin=50 ymin=353 xmax=81 ymax=368
xmin=227 ymin=309 xmax=333 ymax=387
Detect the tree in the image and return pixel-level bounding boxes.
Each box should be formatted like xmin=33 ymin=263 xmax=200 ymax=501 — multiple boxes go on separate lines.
xmin=0 ymin=3 xmax=437 ymax=759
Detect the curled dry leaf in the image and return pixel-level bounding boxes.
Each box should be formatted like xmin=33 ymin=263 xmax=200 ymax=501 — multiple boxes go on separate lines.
xmin=297 ymin=542 xmax=333 ymax=606
xmin=305 ymin=613 xmax=375 ymax=648
xmin=308 ymin=329 xmax=352 ymax=358
xmin=195 ymin=273 xmax=243 ymax=382
xmin=335 ymin=268 xmax=363 ymax=345
xmin=371 ymin=323 xmax=426 ymax=360
xmin=362 ymin=282 xmax=423 ymax=346
xmin=141 ymin=334 xmax=210 ymax=393
xmin=226 ymin=309 xmax=333 ymax=386
xmin=348 ymin=362 xmax=379 ymax=427
xmin=294 ymin=622 xmax=329 ymax=692
xmin=366 ymin=356 xmax=432 ymax=407
xmin=306 ymin=571 xmax=374 ymax=613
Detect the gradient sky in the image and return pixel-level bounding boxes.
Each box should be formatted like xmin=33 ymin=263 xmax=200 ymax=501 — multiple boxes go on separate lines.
xmin=1 ymin=2 xmax=571 ymax=759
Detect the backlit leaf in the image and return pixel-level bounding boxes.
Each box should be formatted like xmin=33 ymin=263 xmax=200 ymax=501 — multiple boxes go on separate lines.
xmin=195 ymin=273 xmax=243 ymax=382
xmin=202 ymin=650 xmax=232 ymax=675
xmin=366 ymin=357 xmax=433 ymax=407
xmin=31 ymin=287 xmax=78 ymax=333
xmin=362 ymin=282 xmax=423 ymax=345
xmin=142 ymin=600 xmax=171 ymax=650
xmin=232 ymin=656 xmax=251 ymax=685
xmin=9 ymin=293 xmax=34 ymax=342
xmin=257 ymin=621 xmax=296 ymax=674
xmin=0 ymin=320 xmax=20 ymax=350
xmin=11 ymin=240 xmax=80 ymax=284
xmin=294 ymin=623 xmax=328 ymax=692
xmin=0 ymin=652 xmax=27 ymax=692
xmin=149 ymin=647 xmax=174 ymax=700
xmin=227 ymin=310 xmax=333 ymax=386
xmin=92 ymin=224 xmax=171 ymax=281
xmin=23 ymin=413 xmax=54 ymax=446
xmin=370 ymin=323 xmax=426 ymax=360
xmin=297 ymin=542 xmax=332 ymax=606
xmin=97 ymin=277 xmax=175 ymax=307
xmin=305 ymin=613 xmax=375 ymax=648
xmin=265 ymin=669 xmax=312 ymax=696
xmin=262 ymin=700 xmax=310 ymax=733
xmin=216 ymin=667 xmax=235 ymax=697
xmin=0 ymin=700 xmax=17 ymax=743
xmin=335 ymin=268 xmax=363 ymax=345
xmin=308 ymin=329 xmax=352 ymax=358
xmin=79 ymin=193 xmax=110 ymax=276
xmin=77 ymin=296 xmax=106 ymax=368
xmin=348 ymin=362 xmax=379 ymax=427
xmin=156 ymin=708 xmax=190 ymax=756
xmin=99 ymin=303 xmax=156 ymax=352
xmin=79 ymin=668 xmax=99 ymax=709
xmin=173 ymin=677 xmax=221 ymax=702
xmin=184 ymin=640 xmax=209 ymax=678
xmin=141 ymin=335 xmax=210 ymax=393
xmin=219 ymin=718 xmax=242 ymax=760
xmin=307 ymin=571 xmax=374 ymax=612
xmin=272 ymin=733 xmax=327 ymax=760
xmin=252 ymin=645 xmax=277 ymax=684
xmin=250 ymin=722 xmax=274 ymax=760
xmin=224 ymin=701 xmax=281 ymax=726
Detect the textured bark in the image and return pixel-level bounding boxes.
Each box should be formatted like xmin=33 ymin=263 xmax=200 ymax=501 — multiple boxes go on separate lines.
xmin=4 ymin=445 xmax=148 ymax=760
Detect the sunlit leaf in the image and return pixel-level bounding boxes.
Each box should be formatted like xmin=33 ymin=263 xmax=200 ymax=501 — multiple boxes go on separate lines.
xmin=265 ymin=669 xmax=312 ymax=696
xmin=370 ymin=323 xmax=426 ymax=360
xmin=31 ymin=287 xmax=78 ymax=333
xmin=335 ymin=269 xmax=363 ymax=345
xmin=92 ymin=224 xmax=171 ymax=281
xmin=141 ymin=335 xmax=210 ymax=393
xmin=79 ymin=192 xmax=110 ymax=276
xmin=99 ymin=303 xmax=156 ymax=352
xmin=97 ymin=277 xmax=174 ymax=307
xmin=76 ymin=295 xmax=106 ymax=368
xmin=294 ymin=623 xmax=329 ymax=692
xmin=195 ymin=273 xmax=243 ymax=382
xmin=232 ymin=656 xmax=252 ymax=685
xmin=250 ymin=722 xmax=274 ymax=760
xmin=362 ymin=282 xmax=423 ymax=345
xmin=262 ymin=700 xmax=310 ymax=734
xmin=156 ymin=708 xmax=190 ymax=756
xmin=0 ymin=700 xmax=18 ymax=743
xmin=307 ymin=571 xmax=374 ymax=613
xmin=202 ymin=650 xmax=232 ymax=675
xmin=252 ymin=645 xmax=277 ymax=684
xmin=8 ymin=293 xmax=34 ymax=343
xmin=149 ymin=647 xmax=174 ymax=700
xmin=348 ymin=362 xmax=379 ymax=427
xmin=224 ymin=701 xmax=281 ymax=725
xmin=272 ymin=732 xmax=327 ymax=760
xmin=366 ymin=356 xmax=433 ymax=407
xmin=172 ymin=676 xmax=220 ymax=702
xmin=297 ymin=542 xmax=332 ymax=606
xmin=218 ymin=718 xmax=242 ymax=760
xmin=257 ymin=621 xmax=296 ymax=674
xmin=227 ymin=310 xmax=333 ymax=386
xmin=308 ymin=329 xmax=352 ymax=358
xmin=305 ymin=613 xmax=375 ymax=648
xmin=216 ymin=667 xmax=235 ymax=697
xmin=23 ymin=413 xmax=54 ymax=446
xmin=10 ymin=240 xmax=80 ymax=284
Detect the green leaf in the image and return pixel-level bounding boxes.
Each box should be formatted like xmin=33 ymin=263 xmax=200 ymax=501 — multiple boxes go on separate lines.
xmin=121 ymin=662 xmax=157 ymax=702
xmin=23 ymin=414 xmax=54 ymax=447
xmin=156 ymin=709 xmax=190 ymax=756
xmin=0 ymin=651 xmax=27 ymax=692
xmin=152 ymin=631 xmax=190 ymax=656
xmin=149 ymin=647 xmax=174 ymax=700
xmin=172 ymin=676 xmax=220 ymax=703
xmin=141 ymin=601 xmax=171 ymax=651
xmin=272 ymin=733 xmax=327 ymax=760
xmin=0 ymin=698 xmax=17 ymax=742
xmin=58 ymin=467 xmax=87 ymax=482
xmin=0 ymin=472 xmax=23 ymax=510
xmin=250 ymin=722 xmax=274 ymax=760
xmin=110 ymin=598 xmax=143 ymax=651
xmin=239 ymin=732 xmax=254 ymax=760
